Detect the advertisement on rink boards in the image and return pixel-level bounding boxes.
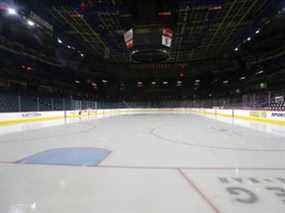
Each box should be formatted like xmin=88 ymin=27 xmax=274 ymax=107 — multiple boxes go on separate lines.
xmin=246 ymin=110 xmax=285 ymax=121
xmin=249 ymin=111 xmax=267 ymax=118
xmin=269 ymin=112 xmax=285 ymax=120
xmin=0 ymin=111 xmax=64 ymax=121
xmin=191 ymin=108 xmax=285 ymax=123
xmin=21 ymin=112 xmax=42 ymax=118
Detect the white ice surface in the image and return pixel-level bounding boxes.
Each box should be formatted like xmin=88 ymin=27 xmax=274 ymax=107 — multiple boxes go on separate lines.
xmin=0 ymin=112 xmax=285 ymax=213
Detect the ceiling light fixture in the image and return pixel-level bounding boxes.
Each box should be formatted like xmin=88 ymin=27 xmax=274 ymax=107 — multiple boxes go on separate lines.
xmin=27 ymin=20 xmax=35 ymax=26
xmin=57 ymin=38 xmax=63 ymax=44
xmin=7 ymin=7 xmax=17 ymax=15
xmin=177 ymin=81 xmax=183 ymax=87
xmin=256 ymin=70 xmax=264 ymax=75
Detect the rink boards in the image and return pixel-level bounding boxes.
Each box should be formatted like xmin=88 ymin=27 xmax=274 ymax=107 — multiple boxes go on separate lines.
xmin=0 ymin=108 xmax=285 ymax=126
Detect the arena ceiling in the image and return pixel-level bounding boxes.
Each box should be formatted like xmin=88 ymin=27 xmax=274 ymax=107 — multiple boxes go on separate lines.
xmin=0 ymin=0 xmax=284 ymax=99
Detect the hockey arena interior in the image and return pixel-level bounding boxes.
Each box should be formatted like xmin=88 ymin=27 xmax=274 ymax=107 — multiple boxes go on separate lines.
xmin=1 ymin=0 xmax=285 ymax=213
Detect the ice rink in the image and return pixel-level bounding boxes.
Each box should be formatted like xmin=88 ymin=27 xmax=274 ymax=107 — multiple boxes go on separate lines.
xmin=1 ymin=112 xmax=285 ymax=213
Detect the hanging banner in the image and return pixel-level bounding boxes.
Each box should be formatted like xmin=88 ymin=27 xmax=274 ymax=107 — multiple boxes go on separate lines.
xmin=162 ymin=28 xmax=173 ymax=38
xmin=126 ymin=39 xmax=133 ymax=49
xmin=124 ymin=28 xmax=133 ymax=49
xmin=162 ymin=27 xmax=173 ymax=47
xmin=162 ymin=35 xmax=172 ymax=47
